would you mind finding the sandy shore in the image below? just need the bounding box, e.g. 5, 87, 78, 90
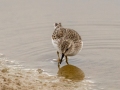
0, 60, 92, 90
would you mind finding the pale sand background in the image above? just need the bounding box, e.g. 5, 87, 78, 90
0, 0, 120, 90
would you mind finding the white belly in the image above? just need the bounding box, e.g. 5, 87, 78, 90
51, 38, 60, 51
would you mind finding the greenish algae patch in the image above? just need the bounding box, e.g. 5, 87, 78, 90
58, 64, 85, 81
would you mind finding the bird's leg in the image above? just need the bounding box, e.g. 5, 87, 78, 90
57, 51, 60, 68
65, 56, 69, 65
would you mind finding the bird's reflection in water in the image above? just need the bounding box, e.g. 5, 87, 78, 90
57, 64, 85, 81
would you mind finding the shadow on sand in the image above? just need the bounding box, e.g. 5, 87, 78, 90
57, 64, 85, 81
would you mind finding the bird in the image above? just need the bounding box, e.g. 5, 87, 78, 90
51, 23, 83, 68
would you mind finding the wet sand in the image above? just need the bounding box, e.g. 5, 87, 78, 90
0, 60, 93, 90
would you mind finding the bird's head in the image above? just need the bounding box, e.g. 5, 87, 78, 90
59, 40, 74, 64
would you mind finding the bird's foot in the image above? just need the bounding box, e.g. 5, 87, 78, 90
66, 60, 69, 65
57, 58, 60, 69
65, 56, 69, 65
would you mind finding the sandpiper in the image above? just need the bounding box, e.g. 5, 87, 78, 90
52, 23, 83, 68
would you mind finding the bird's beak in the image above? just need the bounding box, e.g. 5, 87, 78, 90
60, 53, 64, 64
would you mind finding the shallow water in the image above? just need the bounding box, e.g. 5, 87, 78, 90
0, 0, 120, 90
